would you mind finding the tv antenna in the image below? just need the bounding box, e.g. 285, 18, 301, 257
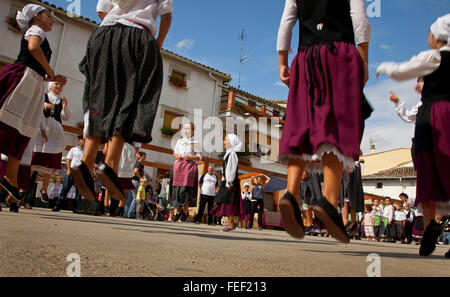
238, 29, 253, 89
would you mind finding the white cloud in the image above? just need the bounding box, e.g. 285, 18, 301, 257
379, 44, 392, 50
175, 39, 195, 51
274, 81, 286, 87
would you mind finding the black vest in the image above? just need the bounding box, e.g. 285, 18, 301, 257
422, 51, 450, 103
43, 94, 63, 124
415, 50, 450, 152
297, 0, 355, 50
14, 36, 52, 78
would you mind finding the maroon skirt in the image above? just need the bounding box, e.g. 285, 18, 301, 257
415, 100, 450, 207
119, 177, 134, 190
0, 64, 31, 160
211, 198, 244, 217
31, 152, 62, 170
279, 42, 364, 166
0, 122, 30, 160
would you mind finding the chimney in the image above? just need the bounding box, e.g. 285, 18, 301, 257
227, 91, 235, 111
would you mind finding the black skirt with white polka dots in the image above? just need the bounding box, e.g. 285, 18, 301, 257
79, 23, 163, 144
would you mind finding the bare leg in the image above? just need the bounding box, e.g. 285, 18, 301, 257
350, 207, 357, 223
105, 135, 125, 174
83, 136, 102, 173
287, 159, 306, 201
342, 202, 349, 225
422, 202, 436, 231
104, 189, 111, 207
322, 153, 343, 208
304, 208, 313, 226
228, 215, 235, 229
41, 174, 51, 194
4, 156, 20, 187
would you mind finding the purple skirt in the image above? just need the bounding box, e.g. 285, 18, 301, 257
0, 64, 27, 108
31, 152, 62, 170
0, 64, 31, 159
210, 198, 244, 217
0, 121, 30, 160
173, 160, 197, 187
415, 101, 450, 206
279, 42, 364, 164
412, 217, 424, 238
0, 160, 31, 191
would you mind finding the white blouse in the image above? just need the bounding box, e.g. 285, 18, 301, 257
394, 100, 422, 123
24, 25, 46, 43
97, 0, 173, 37
277, 0, 371, 52
174, 137, 202, 161
377, 46, 450, 81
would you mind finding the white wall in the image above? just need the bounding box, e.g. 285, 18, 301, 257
363, 178, 416, 200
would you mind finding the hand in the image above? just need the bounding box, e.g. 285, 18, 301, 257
54, 75, 67, 85
41, 130, 48, 143
389, 92, 399, 104
67, 169, 71, 176
62, 97, 68, 107
44, 103, 55, 110
183, 155, 190, 161
44, 72, 55, 82
280, 65, 290, 87
363, 62, 369, 87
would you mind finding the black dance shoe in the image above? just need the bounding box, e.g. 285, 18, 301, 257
312, 197, 349, 243
96, 162, 125, 201
420, 217, 450, 256
0, 178, 21, 203
71, 162, 96, 201
279, 191, 305, 239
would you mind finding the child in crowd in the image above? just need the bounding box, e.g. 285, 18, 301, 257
0, 4, 66, 201
373, 199, 383, 241
382, 198, 395, 242
394, 202, 407, 243
404, 203, 415, 244
240, 183, 253, 229
136, 178, 147, 220
362, 205, 375, 241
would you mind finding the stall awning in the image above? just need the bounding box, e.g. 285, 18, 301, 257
265, 175, 287, 193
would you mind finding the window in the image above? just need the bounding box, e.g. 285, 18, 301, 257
248, 100, 256, 108
376, 182, 383, 189
272, 109, 280, 117
163, 110, 183, 131
169, 70, 187, 88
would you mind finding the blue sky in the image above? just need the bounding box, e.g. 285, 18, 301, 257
45, 0, 449, 153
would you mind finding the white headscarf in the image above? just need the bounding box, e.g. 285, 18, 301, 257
430, 13, 450, 45
224, 134, 242, 160
224, 134, 242, 186
16, 4, 45, 32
